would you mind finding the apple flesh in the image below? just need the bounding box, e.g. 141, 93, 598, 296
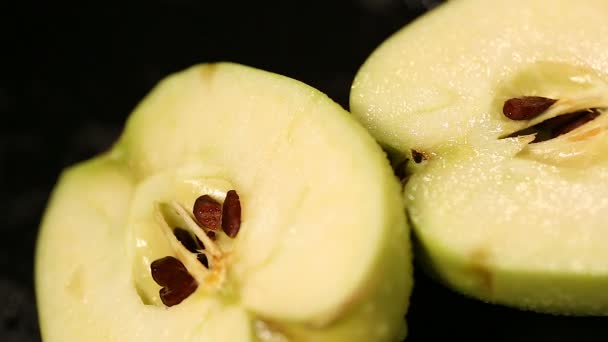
350, 0, 608, 314
36, 63, 412, 341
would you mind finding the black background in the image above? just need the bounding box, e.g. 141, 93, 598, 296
2, 1, 607, 341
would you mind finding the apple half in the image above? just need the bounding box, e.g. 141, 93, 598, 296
350, 0, 608, 314
35, 63, 412, 341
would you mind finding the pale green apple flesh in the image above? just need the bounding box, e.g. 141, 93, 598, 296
36, 63, 412, 341
350, 0, 608, 314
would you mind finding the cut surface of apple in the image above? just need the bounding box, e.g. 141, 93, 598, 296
36, 62, 412, 341
350, 0, 608, 314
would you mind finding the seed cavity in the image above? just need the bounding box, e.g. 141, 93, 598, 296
195, 236, 205, 249
502, 108, 602, 143
169, 201, 222, 257
173, 228, 201, 254
153, 202, 220, 287
193, 195, 222, 230
503, 96, 557, 120
150, 256, 198, 307
149, 189, 244, 307
197, 253, 209, 268
393, 158, 409, 183
222, 190, 242, 238
411, 149, 427, 164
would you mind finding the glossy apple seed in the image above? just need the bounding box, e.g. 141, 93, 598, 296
553, 110, 600, 137
159, 281, 198, 307
222, 190, 241, 238
150, 256, 198, 307
193, 195, 222, 230
503, 96, 557, 120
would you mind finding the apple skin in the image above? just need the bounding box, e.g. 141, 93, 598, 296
35, 62, 413, 341
350, 0, 608, 315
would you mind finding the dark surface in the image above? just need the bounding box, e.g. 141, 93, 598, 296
2, 1, 607, 341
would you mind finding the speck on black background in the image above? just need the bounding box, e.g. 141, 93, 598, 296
1, 1, 606, 341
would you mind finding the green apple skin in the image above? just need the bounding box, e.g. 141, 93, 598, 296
36, 63, 412, 341
350, 0, 608, 315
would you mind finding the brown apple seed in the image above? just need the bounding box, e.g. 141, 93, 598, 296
206, 230, 216, 241
193, 195, 222, 230
553, 110, 601, 137
503, 96, 557, 120
159, 281, 198, 307
222, 190, 241, 238
150, 256, 198, 307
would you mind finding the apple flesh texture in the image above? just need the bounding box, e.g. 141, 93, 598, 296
350, 0, 608, 314
36, 63, 412, 341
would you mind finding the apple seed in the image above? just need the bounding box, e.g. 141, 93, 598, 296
222, 190, 241, 238
193, 195, 222, 230
502, 108, 603, 143
553, 109, 601, 137
150, 256, 198, 307
503, 96, 557, 120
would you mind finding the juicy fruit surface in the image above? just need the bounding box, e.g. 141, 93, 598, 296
36, 63, 412, 341
351, 0, 608, 153
407, 135, 608, 313
350, 0, 608, 314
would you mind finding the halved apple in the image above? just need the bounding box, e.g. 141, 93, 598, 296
350, 0, 608, 314
35, 62, 412, 341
